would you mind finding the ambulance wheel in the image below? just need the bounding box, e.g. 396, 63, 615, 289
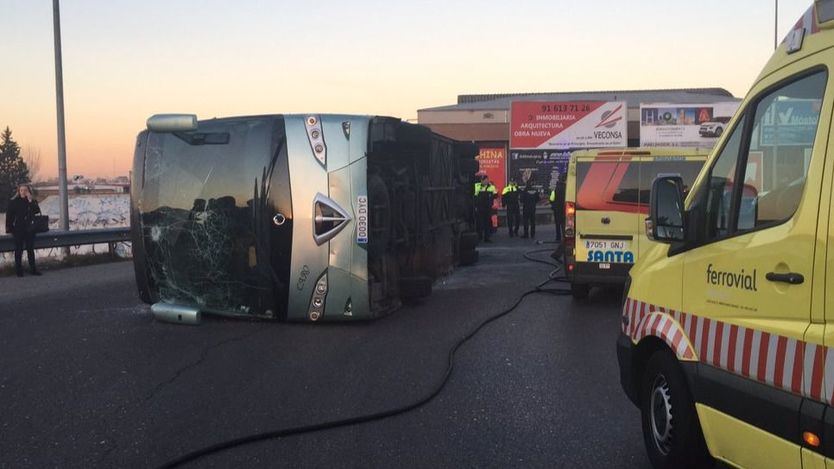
570, 282, 589, 299
640, 351, 712, 469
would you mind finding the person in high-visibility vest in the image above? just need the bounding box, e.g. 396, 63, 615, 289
501, 179, 520, 237
549, 173, 566, 243
474, 175, 497, 242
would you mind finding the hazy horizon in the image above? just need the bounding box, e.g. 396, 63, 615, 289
2, 0, 811, 179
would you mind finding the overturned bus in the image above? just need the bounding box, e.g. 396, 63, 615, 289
130, 114, 480, 322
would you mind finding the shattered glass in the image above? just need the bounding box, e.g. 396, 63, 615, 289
139, 118, 280, 317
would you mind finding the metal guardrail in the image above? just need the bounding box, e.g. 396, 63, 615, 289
0, 227, 131, 253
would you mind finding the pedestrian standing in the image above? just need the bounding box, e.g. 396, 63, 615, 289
473, 175, 483, 238
474, 175, 496, 242
520, 183, 541, 239
5, 184, 43, 277
550, 173, 567, 243
502, 178, 520, 237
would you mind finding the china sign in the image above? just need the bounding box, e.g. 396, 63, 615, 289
640, 102, 740, 147
476, 146, 507, 192
510, 101, 628, 150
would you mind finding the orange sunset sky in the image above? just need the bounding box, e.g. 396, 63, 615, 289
2, 0, 810, 179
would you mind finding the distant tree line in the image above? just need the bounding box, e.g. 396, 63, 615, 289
0, 126, 31, 213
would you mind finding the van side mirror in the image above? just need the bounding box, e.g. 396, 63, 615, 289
648, 176, 686, 243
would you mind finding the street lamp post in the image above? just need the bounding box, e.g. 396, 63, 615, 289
52, 0, 70, 232
775, 0, 779, 50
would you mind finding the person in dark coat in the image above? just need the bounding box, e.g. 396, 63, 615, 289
5, 184, 42, 277
520, 183, 541, 239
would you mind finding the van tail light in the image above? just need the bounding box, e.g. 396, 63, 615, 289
564, 202, 577, 267
564, 235, 576, 266
565, 202, 576, 239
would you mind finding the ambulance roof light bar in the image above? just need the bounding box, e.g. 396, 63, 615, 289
817, 0, 834, 25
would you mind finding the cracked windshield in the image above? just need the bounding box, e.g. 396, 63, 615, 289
2, 1, 828, 468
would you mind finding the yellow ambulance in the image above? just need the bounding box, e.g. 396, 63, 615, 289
618, 2, 834, 467
563, 148, 708, 299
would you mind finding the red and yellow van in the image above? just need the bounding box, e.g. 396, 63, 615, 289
563, 148, 708, 299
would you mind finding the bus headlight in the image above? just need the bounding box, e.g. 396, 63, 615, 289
308, 271, 328, 321
305, 115, 327, 167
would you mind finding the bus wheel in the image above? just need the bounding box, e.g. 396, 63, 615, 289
640, 351, 712, 469
460, 231, 479, 251
400, 276, 432, 301
459, 249, 479, 266
570, 282, 589, 299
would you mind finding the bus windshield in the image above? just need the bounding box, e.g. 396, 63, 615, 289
138, 117, 285, 316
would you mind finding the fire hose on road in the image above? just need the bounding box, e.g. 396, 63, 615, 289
159, 247, 572, 468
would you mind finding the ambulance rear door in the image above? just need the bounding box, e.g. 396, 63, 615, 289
574, 153, 641, 267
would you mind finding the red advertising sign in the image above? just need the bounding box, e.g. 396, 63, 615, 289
476, 145, 507, 193
510, 101, 628, 150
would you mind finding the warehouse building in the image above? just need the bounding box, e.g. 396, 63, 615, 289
418, 88, 740, 193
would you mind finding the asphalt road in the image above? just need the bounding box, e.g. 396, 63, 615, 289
0, 225, 650, 468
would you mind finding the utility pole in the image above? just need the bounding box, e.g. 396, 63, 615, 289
52, 0, 70, 232
775, 0, 779, 50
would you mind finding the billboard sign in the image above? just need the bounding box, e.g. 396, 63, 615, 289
507, 149, 570, 196
476, 145, 507, 192
510, 101, 628, 150
640, 102, 740, 147
759, 98, 820, 147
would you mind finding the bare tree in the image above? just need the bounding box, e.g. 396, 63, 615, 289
22, 146, 41, 182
